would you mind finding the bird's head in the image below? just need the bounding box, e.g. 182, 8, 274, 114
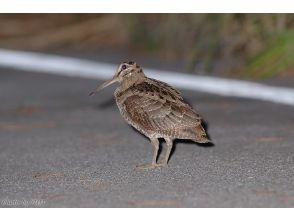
89, 61, 145, 95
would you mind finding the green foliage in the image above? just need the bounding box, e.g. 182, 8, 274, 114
0, 14, 293, 78
125, 14, 294, 78
246, 31, 294, 78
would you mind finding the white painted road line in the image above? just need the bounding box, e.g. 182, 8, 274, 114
0, 48, 294, 106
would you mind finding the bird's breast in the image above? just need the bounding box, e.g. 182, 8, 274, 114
114, 88, 132, 121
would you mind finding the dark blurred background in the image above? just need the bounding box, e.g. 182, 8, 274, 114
0, 14, 293, 78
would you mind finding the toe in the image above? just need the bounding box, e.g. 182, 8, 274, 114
136, 163, 168, 170
156, 162, 168, 168
136, 163, 157, 170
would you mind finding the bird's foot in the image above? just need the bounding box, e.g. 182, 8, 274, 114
156, 162, 168, 168
136, 162, 167, 170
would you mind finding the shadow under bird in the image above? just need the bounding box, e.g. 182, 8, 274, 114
90, 61, 211, 169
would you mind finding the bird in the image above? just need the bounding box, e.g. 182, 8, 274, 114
90, 61, 211, 169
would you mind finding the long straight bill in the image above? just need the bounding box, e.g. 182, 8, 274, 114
89, 77, 117, 96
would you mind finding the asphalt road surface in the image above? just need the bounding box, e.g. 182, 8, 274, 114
1, 68, 294, 207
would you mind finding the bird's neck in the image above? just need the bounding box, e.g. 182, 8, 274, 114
119, 72, 146, 93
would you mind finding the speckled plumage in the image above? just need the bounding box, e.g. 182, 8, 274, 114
91, 61, 210, 169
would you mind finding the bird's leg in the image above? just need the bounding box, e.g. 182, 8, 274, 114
136, 138, 160, 170
158, 138, 174, 167
150, 138, 160, 165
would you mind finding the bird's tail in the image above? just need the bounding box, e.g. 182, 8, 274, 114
192, 124, 211, 143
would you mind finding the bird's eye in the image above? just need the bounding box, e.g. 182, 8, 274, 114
121, 64, 127, 70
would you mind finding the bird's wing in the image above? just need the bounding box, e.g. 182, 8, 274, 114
147, 78, 184, 101
123, 81, 202, 131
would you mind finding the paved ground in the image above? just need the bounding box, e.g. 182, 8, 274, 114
1, 67, 294, 207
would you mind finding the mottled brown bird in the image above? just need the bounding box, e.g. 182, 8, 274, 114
90, 61, 211, 169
